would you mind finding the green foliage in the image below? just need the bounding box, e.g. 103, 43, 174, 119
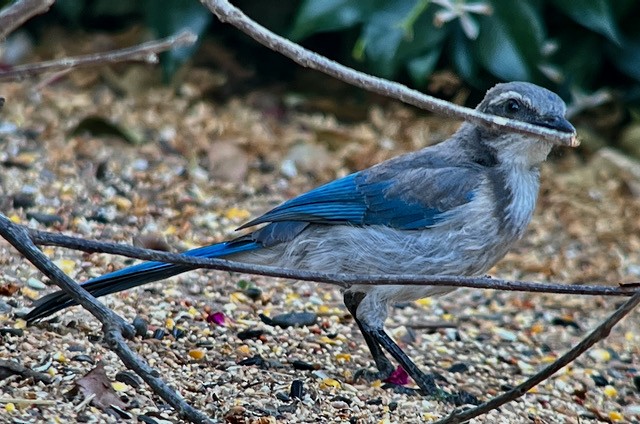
290, 0, 640, 96
19, 0, 640, 99
143, 0, 211, 81
52, 0, 211, 81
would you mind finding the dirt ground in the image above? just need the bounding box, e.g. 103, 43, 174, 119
1, 63, 640, 423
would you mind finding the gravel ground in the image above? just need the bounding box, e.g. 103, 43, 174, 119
1, 74, 639, 424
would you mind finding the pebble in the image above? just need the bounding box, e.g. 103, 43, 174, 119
188, 349, 205, 360
589, 348, 612, 362
625, 405, 640, 415
26, 278, 46, 290
26, 212, 63, 226
290, 380, 304, 400
244, 287, 262, 301
590, 374, 609, 387
206, 311, 226, 326
551, 316, 581, 330
132, 316, 148, 338
0, 301, 12, 314
448, 363, 469, 374
116, 371, 142, 388
291, 360, 317, 371
0, 328, 23, 337
171, 327, 186, 339
71, 354, 94, 364
12, 192, 35, 208
260, 312, 317, 328
603, 385, 618, 398
331, 400, 349, 409
493, 327, 517, 342
238, 355, 268, 368
0, 122, 17, 134
67, 344, 85, 352
237, 329, 264, 340
319, 378, 341, 389
276, 392, 290, 402
152, 329, 165, 340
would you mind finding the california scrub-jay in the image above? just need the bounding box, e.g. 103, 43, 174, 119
27, 82, 576, 397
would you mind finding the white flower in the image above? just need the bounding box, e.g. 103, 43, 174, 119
432, 0, 492, 40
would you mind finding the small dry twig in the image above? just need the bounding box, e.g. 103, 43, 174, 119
0, 0, 54, 40
0, 30, 197, 81
199, 0, 578, 148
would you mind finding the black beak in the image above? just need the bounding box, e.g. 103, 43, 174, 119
536, 115, 576, 134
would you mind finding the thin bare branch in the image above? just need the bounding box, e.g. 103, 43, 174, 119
0, 30, 197, 81
199, 0, 578, 147
29, 228, 639, 297
0, 215, 213, 424
433, 290, 640, 424
0, 0, 54, 40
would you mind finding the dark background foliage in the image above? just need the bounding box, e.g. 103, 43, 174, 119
7, 0, 640, 149
14, 0, 639, 95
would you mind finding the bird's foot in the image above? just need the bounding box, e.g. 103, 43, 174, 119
381, 382, 422, 395
384, 386, 478, 405
353, 367, 393, 383
385, 372, 479, 405
446, 390, 480, 406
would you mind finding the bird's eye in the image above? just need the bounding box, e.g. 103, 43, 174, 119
505, 99, 520, 114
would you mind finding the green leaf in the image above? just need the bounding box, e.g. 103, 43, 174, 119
609, 0, 637, 19
407, 48, 441, 87
54, 0, 85, 24
143, 0, 211, 81
610, 33, 640, 81
450, 26, 481, 86
358, 0, 445, 78
92, 0, 140, 17
290, 0, 375, 40
474, 0, 544, 82
359, 23, 404, 77
550, 0, 621, 45
553, 32, 603, 88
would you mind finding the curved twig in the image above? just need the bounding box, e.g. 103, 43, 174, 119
0, 30, 197, 81
0, 0, 54, 40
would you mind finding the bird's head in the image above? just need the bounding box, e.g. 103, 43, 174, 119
475, 81, 576, 168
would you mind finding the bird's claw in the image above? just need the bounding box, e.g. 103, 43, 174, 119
353, 367, 393, 383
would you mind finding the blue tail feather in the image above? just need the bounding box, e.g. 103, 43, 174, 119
25, 239, 261, 322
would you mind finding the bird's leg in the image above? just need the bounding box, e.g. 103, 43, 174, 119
343, 292, 478, 403
368, 326, 440, 396
343, 292, 395, 381
369, 326, 480, 404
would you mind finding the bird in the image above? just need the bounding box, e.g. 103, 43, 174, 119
26, 81, 576, 398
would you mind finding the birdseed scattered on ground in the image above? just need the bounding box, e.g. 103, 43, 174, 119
0, 71, 639, 423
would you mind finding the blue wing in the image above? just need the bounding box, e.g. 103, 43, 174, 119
240, 165, 480, 231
